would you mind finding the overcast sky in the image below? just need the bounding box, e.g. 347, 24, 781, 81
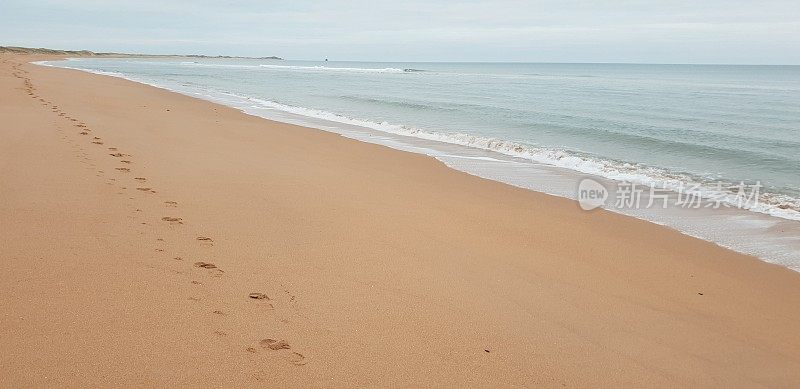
1, 0, 799, 64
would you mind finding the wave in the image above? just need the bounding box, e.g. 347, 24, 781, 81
32, 61, 126, 78
180, 62, 260, 69
175, 61, 424, 73
338, 95, 459, 112
257, 64, 423, 73
231, 95, 800, 221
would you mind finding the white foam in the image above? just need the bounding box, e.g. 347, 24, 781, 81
175, 61, 418, 73
232, 94, 800, 222
258, 64, 410, 73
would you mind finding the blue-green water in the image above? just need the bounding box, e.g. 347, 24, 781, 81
38, 58, 800, 268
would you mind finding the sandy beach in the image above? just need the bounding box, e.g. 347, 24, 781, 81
2, 54, 800, 387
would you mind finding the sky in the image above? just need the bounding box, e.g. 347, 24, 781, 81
1, 0, 799, 64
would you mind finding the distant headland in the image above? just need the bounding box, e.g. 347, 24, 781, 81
0, 46, 282, 60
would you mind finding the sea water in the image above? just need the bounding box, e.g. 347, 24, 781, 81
36, 58, 800, 270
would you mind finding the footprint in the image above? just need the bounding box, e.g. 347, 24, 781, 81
288, 352, 307, 366
249, 293, 274, 308
260, 339, 291, 350
194, 262, 224, 277
252, 340, 305, 365
116, 167, 130, 172
161, 216, 183, 224
136, 187, 152, 191
92, 141, 103, 145
165, 201, 178, 207
135, 177, 147, 181
120, 160, 132, 164
249, 293, 269, 300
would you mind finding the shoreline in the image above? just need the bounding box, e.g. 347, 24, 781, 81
38, 57, 800, 270
3, 54, 800, 386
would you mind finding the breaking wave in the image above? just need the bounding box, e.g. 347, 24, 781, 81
176, 62, 423, 73
235, 95, 800, 221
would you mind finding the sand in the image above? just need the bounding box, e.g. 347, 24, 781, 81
1, 54, 800, 387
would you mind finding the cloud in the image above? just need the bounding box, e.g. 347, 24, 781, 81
1, 0, 798, 63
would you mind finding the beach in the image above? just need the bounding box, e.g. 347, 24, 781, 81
2, 53, 800, 387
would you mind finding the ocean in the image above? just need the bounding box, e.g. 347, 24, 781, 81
37, 58, 800, 270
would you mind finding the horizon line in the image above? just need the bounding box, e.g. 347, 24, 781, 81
4, 45, 799, 66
